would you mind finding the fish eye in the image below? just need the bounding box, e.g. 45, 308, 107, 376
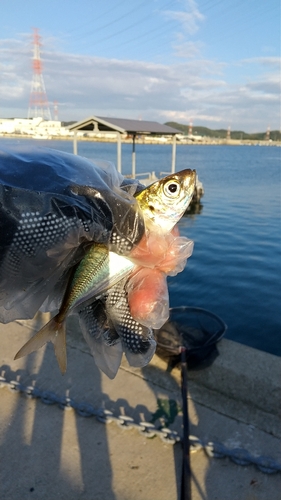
163, 180, 180, 197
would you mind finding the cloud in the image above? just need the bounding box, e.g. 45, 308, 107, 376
172, 38, 204, 59
0, 38, 31, 110
0, 35, 280, 132
160, 110, 223, 123
241, 56, 281, 68
247, 76, 280, 95
163, 0, 204, 36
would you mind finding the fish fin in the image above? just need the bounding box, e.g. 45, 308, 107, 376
124, 338, 156, 368
52, 323, 67, 374
90, 340, 123, 380
14, 316, 67, 374
78, 300, 122, 379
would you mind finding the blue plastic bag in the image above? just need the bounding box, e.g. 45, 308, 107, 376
0, 146, 144, 323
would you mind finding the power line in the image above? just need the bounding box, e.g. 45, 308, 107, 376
107, 18, 179, 51
69, 0, 179, 50
102, 0, 279, 62
204, 2, 279, 48
72, 0, 151, 44
66, 0, 130, 35
71, 0, 231, 57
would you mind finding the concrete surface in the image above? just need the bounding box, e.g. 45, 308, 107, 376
0, 314, 280, 500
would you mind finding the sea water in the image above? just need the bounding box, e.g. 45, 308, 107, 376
1, 138, 280, 355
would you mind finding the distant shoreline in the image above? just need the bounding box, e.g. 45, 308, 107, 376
0, 133, 280, 147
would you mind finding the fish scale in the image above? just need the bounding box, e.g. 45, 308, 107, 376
58, 244, 109, 319
58, 243, 134, 320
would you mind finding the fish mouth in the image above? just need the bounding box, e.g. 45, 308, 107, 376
180, 169, 197, 196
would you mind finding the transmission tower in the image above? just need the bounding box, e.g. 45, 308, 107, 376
227, 126, 231, 140
53, 100, 59, 121
265, 126, 270, 141
27, 28, 52, 120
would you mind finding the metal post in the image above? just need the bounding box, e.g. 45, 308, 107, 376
116, 132, 122, 174
73, 131, 78, 155
132, 134, 136, 178
181, 347, 192, 500
171, 135, 176, 173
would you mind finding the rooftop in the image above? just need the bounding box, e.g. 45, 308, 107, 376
67, 115, 180, 135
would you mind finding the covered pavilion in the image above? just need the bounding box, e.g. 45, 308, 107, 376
67, 116, 180, 177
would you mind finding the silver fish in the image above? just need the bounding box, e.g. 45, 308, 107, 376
14, 243, 134, 373
14, 169, 196, 374
78, 277, 156, 379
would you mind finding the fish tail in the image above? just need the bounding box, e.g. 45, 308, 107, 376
14, 316, 67, 374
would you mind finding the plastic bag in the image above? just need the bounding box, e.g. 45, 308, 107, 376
124, 228, 194, 329
78, 277, 156, 379
1, 147, 195, 379
0, 145, 145, 323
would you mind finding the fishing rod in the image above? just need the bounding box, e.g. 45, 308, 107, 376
180, 346, 192, 500
155, 306, 227, 500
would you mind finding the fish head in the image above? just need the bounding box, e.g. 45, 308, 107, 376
136, 169, 196, 232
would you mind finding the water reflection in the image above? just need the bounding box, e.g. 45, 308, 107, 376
184, 199, 204, 217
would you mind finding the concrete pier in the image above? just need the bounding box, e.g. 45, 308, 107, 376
0, 314, 280, 500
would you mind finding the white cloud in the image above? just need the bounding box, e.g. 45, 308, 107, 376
163, 0, 204, 35
172, 38, 204, 59
241, 56, 281, 68
0, 35, 280, 132
160, 110, 223, 123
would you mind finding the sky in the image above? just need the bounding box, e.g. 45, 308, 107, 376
0, 0, 280, 132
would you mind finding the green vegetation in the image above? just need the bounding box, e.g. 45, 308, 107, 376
165, 122, 281, 141
61, 121, 76, 127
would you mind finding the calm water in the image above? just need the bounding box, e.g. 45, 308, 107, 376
1, 138, 281, 355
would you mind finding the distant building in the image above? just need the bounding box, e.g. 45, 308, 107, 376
0, 117, 72, 138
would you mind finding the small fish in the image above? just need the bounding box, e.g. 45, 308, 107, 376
14, 243, 134, 373
78, 277, 156, 378
135, 170, 196, 232
105, 278, 156, 366
14, 169, 196, 373
77, 299, 123, 379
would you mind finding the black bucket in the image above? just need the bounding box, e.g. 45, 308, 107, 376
154, 306, 227, 370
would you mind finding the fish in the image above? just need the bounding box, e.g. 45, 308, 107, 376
135, 171, 196, 232
14, 169, 196, 374
15, 244, 135, 373
78, 277, 157, 378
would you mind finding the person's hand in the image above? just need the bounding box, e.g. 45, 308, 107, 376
0, 146, 145, 323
